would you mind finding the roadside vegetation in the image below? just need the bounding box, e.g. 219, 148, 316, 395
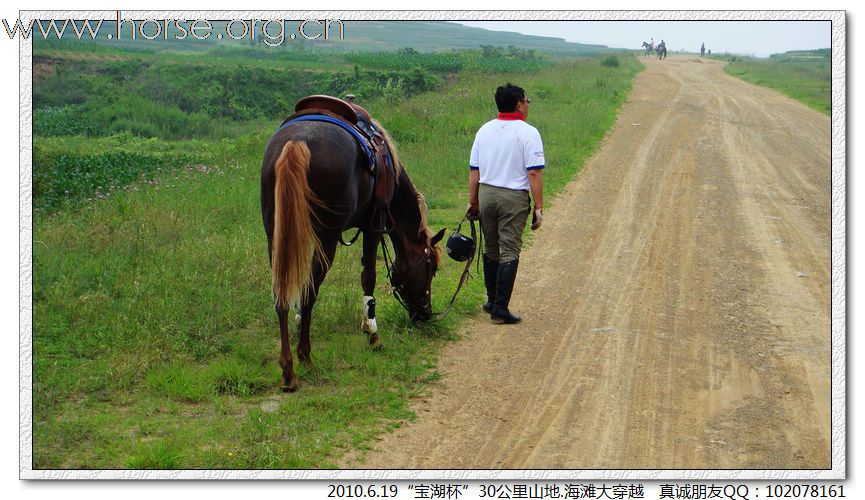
32, 41, 641, 468
718, 49, 830, 115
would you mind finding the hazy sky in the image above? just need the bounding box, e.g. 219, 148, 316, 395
455, 21, 831, 57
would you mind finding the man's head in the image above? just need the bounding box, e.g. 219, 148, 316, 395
495, 83, 530, 117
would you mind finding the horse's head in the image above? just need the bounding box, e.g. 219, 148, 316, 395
390, 228, 446, 322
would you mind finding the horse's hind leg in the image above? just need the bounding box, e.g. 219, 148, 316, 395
360, 230, 383, 350
276, 305, 298, 392
297, 237, 338, 366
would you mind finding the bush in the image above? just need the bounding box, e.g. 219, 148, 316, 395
326, 67, 440, 101
600, 56, 620, 68
79, 93, 214, 139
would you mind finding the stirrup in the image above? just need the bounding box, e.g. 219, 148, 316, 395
371, 209, 394, 233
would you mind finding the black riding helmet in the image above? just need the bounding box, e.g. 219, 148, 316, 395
446, 232, 475, 262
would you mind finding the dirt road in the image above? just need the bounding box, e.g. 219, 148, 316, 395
342, 56, 831, 469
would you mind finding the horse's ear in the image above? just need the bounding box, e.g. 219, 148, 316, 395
430, 228, 446, 246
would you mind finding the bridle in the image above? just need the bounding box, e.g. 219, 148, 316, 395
380, 216, 478, 321
380, 235, 436, 318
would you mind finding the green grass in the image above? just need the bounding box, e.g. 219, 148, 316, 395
33, 148, 201, 213
720, 49, 830, 115
33, 44, 562, 142
32, 48, 642, 468
344, 46, 550, 73
33, 48, 441, 141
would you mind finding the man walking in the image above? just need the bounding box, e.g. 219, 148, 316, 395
467, 83, 545, 325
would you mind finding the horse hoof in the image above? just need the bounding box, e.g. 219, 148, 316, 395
280, 377, 299, 393
367, 333, 383, 351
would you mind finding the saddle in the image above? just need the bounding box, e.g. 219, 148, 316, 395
282, 95, 397, 232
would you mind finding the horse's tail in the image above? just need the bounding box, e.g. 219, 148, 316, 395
271, 140, 324, 310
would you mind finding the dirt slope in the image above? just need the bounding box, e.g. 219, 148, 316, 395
341, 56, 831, 469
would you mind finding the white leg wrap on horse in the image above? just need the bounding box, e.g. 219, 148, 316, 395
362, 295, 378, 334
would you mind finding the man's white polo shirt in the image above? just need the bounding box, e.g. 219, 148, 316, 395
469, 116, 545, 191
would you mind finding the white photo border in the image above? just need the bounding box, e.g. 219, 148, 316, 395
19, 9, 846, 481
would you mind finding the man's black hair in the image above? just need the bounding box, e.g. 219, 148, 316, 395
495, 83, 526, 113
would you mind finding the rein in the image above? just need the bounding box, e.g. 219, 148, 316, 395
379, 235, 417, 314
339, 227, 363, 246
433, 217, 477, 320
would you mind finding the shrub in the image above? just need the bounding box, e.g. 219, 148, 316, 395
600, 56, 620, 68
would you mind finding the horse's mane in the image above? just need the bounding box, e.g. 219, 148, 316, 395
372, 118, 440, 264
415, 192, 443, 266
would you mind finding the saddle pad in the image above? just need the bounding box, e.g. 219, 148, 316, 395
276, 114, 376, 167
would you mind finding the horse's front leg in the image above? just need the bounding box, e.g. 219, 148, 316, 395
360, 230, 383, 349
297, 237, 338, 366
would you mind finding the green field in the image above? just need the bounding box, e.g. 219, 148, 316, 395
719, 49, 831, 115
32, 39, 642, 468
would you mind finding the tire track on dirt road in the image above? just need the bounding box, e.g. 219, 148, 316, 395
341, 56, 831, 470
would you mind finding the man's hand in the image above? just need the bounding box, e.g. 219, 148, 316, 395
531, 207, 543, 230
467, 201, 479, 221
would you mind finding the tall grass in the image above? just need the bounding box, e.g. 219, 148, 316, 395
721, 50, 830, 115
32, 50, 642, 468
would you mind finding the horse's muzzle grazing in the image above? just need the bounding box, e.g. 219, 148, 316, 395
409, 303, 432, 322
412, 310, 432, 322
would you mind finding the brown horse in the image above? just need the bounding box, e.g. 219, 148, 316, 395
260, 117, 445, 392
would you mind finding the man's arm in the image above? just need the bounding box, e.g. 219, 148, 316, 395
468, 169, 480, 219
528, 169, 544, 230
528, 169, 543, 210
524, 127, 545, 213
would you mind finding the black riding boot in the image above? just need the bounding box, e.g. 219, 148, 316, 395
491, 259, 522, 324
482, 254, 498, 314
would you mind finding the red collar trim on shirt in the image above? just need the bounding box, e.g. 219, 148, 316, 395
497, 112, 525, 121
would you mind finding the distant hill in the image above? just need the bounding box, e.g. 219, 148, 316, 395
770, 48, 830, 59
36, 19, 611, 55
324, 21, 610, 54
